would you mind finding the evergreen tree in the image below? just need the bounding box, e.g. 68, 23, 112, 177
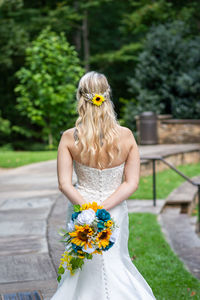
125, 20, 200, 130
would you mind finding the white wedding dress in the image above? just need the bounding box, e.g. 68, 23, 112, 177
51, 159, 156, 300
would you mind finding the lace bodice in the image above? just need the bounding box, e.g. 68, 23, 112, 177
73, 160, 125, 191
72, 160, 125, 203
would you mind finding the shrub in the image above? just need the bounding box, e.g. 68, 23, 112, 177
126, 20, 200, 121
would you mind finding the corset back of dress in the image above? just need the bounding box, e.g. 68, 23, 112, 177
72, 160, 125, 204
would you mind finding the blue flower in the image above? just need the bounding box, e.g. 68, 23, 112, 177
71, 243, 82, 253
71, 211, 81, 221
96, 209, 111, 222
97, 220, 105, 232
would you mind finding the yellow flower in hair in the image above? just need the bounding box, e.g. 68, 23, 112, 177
92, 94, 105, 106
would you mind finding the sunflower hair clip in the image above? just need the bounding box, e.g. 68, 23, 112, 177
81, 91, 107, 106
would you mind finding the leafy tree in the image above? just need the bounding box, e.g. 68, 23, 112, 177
15, 27, 84, 148
0, 110, 11, 135
1, 0, 200, 149
125, 20, 200, 123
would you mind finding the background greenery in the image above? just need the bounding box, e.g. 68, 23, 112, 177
1, 0, 200, 149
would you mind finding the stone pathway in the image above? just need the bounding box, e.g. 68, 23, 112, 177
139, 143, 200, 157
0, 143, 200, 298
127, 199, 165, 214
0, 161, 60, 297
158, 208, 200, 279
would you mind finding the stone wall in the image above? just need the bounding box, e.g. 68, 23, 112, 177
136, 114, 200, 144
140, 149, 200, 176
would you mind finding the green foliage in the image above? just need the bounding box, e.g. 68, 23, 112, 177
126, 20, 200, 121
1, 0, 200, 148
118, 97, 140, 134
73, 205, 81, 212
120, 0, 172, 36
15, 27, 84, 147
0, 110, 11, 135
58, 266, 65, 274
70, 257, 84, 271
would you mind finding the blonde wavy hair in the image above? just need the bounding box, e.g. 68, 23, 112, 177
75, 71, 121, 169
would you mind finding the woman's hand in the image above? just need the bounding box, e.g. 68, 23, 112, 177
101, 201, 111, 211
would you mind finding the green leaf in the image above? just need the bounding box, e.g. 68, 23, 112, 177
58, 266, 65, 274
86, 253, 93, 259
57, 228, 68, 236
73, 204, 81, 212
57, 275, 61, 282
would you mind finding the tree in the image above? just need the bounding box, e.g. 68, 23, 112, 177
15, 27, 84, 148
126, 21, 200, 121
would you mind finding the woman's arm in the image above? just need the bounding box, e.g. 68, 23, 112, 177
57, 130, 86, 206
102, 129, 140, 211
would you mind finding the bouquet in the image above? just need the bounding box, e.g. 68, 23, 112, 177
57, 201, 119, 282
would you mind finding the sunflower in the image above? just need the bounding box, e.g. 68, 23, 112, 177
93, 249, 103, 255
69, 224, 94, 250
80, 202, 103, 212
96, 228, 112, 248
92, 94, 105, 106
105, 220, 113, 227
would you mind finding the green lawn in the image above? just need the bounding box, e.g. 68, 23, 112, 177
130, 163, 200, 199
192, 204, 199, 217
0, 150, 57, 168
128, 213, 200, 299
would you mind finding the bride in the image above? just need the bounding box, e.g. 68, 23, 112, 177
51, 71, 156, 299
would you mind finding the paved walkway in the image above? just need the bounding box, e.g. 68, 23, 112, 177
0, 161, 60, 297
158, 208, 200, 279
0, 143, 200, 298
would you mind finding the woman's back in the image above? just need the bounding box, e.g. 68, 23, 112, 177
64, 125, 132, 170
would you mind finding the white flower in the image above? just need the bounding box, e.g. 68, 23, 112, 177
82, 245, 96, 254
67, 219, 75, 232
77, 208, 95, 225
110, 228, 119, 243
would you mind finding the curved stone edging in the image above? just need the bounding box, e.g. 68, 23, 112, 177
158, 208, 200, 280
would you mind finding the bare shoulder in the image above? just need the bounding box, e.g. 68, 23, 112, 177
119, 125, 133, 135
62, 127, 75, 136
59, 127, 75, 145
119, 126, 136, 144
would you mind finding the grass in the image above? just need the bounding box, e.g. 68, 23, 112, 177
130, 163, 200, 199
0, 150, 57, 168
128, 212, 200, 299
192, 204, 199, 217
